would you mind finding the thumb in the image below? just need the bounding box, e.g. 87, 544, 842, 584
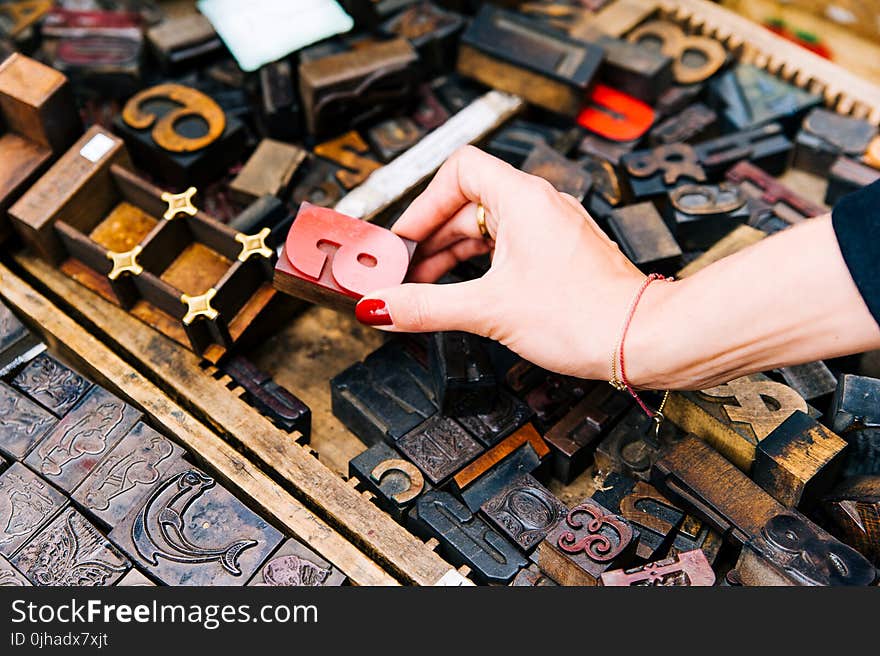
355, 279, 494, 334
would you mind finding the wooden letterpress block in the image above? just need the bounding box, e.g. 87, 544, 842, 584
774, 361, 838, 407
429, 331, 496, 415
397, 415, 483, 485
0, 554, 30, 586
299, 38, 419, 138
429, 73, 483, 115
666, 182, 749, 251
544, 384, 631, 483
367, 117, 424, 163
821, 476, 880, 565
826, 157, 880, 206
313, 130, 382, 190
577, 84, 655, 144
654, 83, 705, 118
257, 58, 301, 142
594, 35, 673, 103
593, 472, 685, 560
13, 507, 130, 586
274, 203, 416, 312
538, 498, 638, 586
409, 489, 527, 584
627, 20, 726, 85
665, 373, 811, 473
676, 224, 766, 278
146, 12, 222, 71
737, 513, 875, 586
412, 83, 450, 131
331, 341, 438, 446
0, 53, 81, 239
248, 538, 346, 587
608, 202, 682, 274
0, 1, 51, 41
0, 300, 42, 375
600, 549, 715, 586
114, 82, 247, 187
12, 353, 91, 417
580, 154, 624, 220
229, 139, 306, 206
452, 423, 550, 511
72, 422, 186, 528
622, 143, 706, 199
457, 6, 603, 116
291, 157, 345, 209
110, 461, 284, 586
115, 568, 154, 586
594, 408, 669, 481
349, 442, 430, 520
487, 119, 580, 167
0, 462, 66, 558
0, 382, 57, 460
482, 473, 568, 552
794, 108, 877, 176
380, 1, 465, 75
694, 123, 793, 179
511, 563, 557, 586
726, 161, 828, 228
708, 64, 822, 132
8, 126, 130, 264
24, 386, 141, 493
650, 103, 718, 146
670, 514, 723, 565
828, 375, 880, 476
522, 143, 592, 202
228, 195, 289, 237
452, 390, 534, 447
221, 356, 311, 438
522, 373, 592, 434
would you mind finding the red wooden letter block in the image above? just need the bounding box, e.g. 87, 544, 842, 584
577, 84, 655, 142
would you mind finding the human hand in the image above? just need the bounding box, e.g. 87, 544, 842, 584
354, 146, 671, 385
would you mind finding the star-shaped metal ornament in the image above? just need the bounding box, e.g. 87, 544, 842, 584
106, 246, 144, 280
235, 227, 273, 262
161, 187, 198, 220
180, 288, 219, 325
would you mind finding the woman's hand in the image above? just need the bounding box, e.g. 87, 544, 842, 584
355, 145, 666, 384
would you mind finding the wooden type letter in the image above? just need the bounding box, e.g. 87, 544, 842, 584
349, 441, 429, 520
367, 117, 424, 163
666, 182, 749, 251
774, 361, 838, 407
0, 382, 57, 460
0, 463, 66, 558
248, 538, 345, 586
452, 390, 534, 448
257, 58, 300, 142
409, 489, 527, 584
577, 84, 655, 143
380, 1, 465, 75
481, 473, 568, 552
694, 123, 793, 179
828, 374, 880, 476
12, 353, 91, 417
752, 411, 847, 509
825, 157, 880, 206
12, 507, 130, 586
593, 35, 673, 104
594, 408, 670, 481
397, 415, 483, 486
608, 202, 682, 274
521, 142, 592, 202
456, 6, 603, 116
274, 203, 416, 312
794, 108, 877, 176
600, 549, 715, 586
522, 373, 593, 434
726, 161, 827, 227
487, 119, 581, 167
24, 385, 141, 493
821, 476, 880, 565
650, 103, 718, 146
592, 472, 685, 560
429, 331, 497, 415
229, 139, 306, 206
665, 373, 810, 472
313, 131, 382, 190
627, 20, 726, 85
622, 143, 706, 199
538, 497, 638, 586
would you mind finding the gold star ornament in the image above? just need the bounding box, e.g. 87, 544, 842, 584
161, 187, 198, 220
235, 227, 273, 262
106, 246, 144, 281
180, 288, 219, 325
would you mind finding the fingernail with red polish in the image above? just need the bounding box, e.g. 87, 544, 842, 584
356, 298, 393, 326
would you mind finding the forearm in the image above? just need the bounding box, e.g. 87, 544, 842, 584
628, 214, 880, 390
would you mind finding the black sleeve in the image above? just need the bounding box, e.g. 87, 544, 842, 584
832, 178, 880, 326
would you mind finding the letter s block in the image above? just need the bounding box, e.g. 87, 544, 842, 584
274, 202, 416, 311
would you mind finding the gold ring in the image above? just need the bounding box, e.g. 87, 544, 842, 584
476, 204, 493, 242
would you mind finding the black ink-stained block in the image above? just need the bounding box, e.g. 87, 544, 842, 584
380, 1, 465, 75
397, 415, 483, 485
0, 382, 57, 460
0, 554, 30, 586
523, 373, 592, 435
825, 157, 880, 206
481, 473, 567, 552
774, 361, 838, 407
511, 563, 557, 586
430, 73, 483, 115
72, 422, 186, 528
366, 117, 424, 162
622, 143, 706, 199
454, 389, 534, 447
0, 301, 42, 376
409, 489, 527, 584
708, 64, 822, 133
12, 353, 91, 417
650, 103, 718, 146
522, 143, 593, 202
592, 471, 685, 560
24, 386, 141, 494
12, 507, 130, 586
487, 119, 581, 167
666, 182, 750, 251
694, 123, 793, 179
146, 12, 222, 71
608, 202, 682, 275
794, 108, 877, 176
829, 374, 880, 477
349, 442, 430, 520
257, 58, 301, 142
0, 463, 67, 558
331, 341, 438, 446
594, 407, 676, 481
110, 461, 283, 586
429, 331, 496, 415
248, 538, 346, 587
595, 34, 673, 104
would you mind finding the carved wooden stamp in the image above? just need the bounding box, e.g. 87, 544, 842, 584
600, 549, 715, 586
12, 353, 91, 417
248, 538, 345, 587
12, 507, 130, 586
429, 331, 496, 415
110, 461, 283, 586
829, 375, 880, 476
397, 415, 483, 486
229, 139, 307, 206
608, 202, 682, 274
0, 381, 57, 461
482, 473, 568, 552
0, 462, 66, 558
349, 441, 430, 520
822, 476, 880, 565
453, 389, 534, 448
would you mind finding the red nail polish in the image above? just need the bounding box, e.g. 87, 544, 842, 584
356, 298, 392, 326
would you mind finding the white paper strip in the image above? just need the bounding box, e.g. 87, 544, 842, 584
197, 0, 354, 72
334, 91, 524, 220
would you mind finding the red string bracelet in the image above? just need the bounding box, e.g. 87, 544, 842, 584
610, 273, 673, 421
